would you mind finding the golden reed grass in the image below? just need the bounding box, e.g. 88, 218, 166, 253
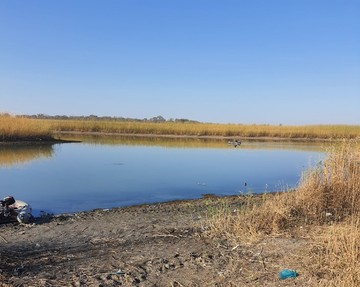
311, 217, 360, 287
44, 119, 360, 139
1, 114, 360, 140
0, 114, 53, 141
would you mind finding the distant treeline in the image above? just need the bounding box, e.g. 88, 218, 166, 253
21, 114, 199, 124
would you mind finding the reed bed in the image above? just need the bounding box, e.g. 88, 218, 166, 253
1, 115, 360, 140
0, 114, 53, 141
45, 119, 360, 139
207, 140, 360, 285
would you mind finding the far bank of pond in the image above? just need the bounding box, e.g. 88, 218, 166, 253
2, 114, 360, 141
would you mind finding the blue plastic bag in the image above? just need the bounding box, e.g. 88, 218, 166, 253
279, 269, 298, 280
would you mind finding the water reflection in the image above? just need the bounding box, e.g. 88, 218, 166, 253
59, 133, 327, 151
0, 144, 54, 167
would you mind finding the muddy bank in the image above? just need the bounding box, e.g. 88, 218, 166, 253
0, 138, 79, 146
0, 196, 312, 286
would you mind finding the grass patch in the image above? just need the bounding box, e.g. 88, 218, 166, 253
310, 217, 360, 286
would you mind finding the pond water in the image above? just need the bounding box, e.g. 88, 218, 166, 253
0, 136, 325, 215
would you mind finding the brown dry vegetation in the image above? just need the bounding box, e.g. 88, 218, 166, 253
0, 114, 53, 141
48, 119, 360, 139
208, 140, 360, 286
1, 114, 360, 141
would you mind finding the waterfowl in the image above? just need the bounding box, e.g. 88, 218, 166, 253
228, 140, 241, 147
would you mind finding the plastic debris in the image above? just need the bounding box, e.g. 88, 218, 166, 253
0, 196, 32, 224
114, 269, 125, 275
17, 202, 32, 224
279, 269, 298, 280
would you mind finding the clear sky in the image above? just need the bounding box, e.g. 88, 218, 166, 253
0, 0, 359, 125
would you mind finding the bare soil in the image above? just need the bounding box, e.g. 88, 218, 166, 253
0, 196, 313, 286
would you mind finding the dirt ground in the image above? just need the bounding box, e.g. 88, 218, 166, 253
0, 196, 314, 287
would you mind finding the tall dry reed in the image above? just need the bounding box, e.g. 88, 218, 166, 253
3, 115, 360, 140
292, 140, 360, 223
0, 114, 53, 141
309, 216, 360, 287
44, 118, 360, 139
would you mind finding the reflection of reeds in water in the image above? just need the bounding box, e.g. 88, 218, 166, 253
59, 134, 228, 149
59, 134, 326, 152
0, 145, 54, 167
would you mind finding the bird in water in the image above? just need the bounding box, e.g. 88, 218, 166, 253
228, 139, 241, 147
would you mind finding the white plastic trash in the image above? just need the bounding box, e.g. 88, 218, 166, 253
14, 200, 32, 224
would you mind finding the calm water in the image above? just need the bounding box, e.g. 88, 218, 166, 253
0, 136, 325, 215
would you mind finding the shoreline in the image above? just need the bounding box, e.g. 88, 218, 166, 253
0, 193, 313, 286
43, 193, 268, 218
0, 131, 348, 145
0, 138, 79, 146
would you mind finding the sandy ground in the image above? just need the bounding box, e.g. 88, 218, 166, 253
0, 196, 313, 287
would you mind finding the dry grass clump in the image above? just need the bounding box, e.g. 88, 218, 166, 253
309, 217, 360, 287
291, 140, 360, 224
0, 114, 53, 141
208, 191, 299, 243
302, 142, 360, 286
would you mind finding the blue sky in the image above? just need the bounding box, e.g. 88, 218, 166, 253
0, 0, 359, 125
